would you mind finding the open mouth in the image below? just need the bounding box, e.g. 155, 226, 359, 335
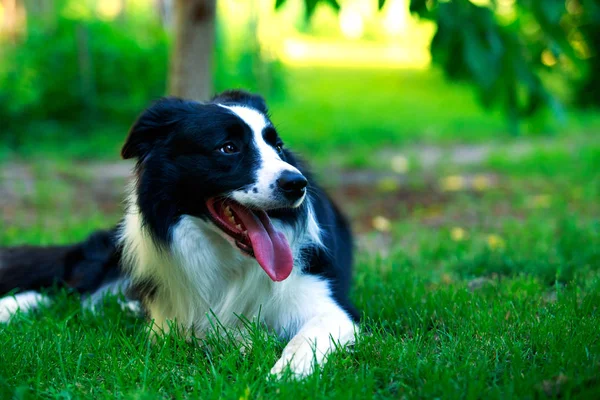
206, 198, 294, 282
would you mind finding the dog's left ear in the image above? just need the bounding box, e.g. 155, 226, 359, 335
121, 97, 198, 160
211, 90, 268, 114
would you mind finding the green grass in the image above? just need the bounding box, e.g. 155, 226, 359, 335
1, 129, 599, 398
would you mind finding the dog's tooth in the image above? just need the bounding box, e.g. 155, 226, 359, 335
229, 216, 235, 223
236, 224, 242, 230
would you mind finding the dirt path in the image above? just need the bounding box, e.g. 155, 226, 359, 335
4, 139, 563, 253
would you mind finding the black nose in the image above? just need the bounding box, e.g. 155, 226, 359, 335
277, 171, 308, 201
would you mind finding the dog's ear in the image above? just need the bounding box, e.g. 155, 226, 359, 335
211, 90, 268, 114
121, 97, 198, 160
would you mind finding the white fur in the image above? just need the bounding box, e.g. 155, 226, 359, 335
270, 305, 357, 378
305, 201, 323, 248
0, 291, 49, 323
119, 192, 357, 376
83, 278, 141, 315
219, 105, 306, 209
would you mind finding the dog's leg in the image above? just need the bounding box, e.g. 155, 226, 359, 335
270, 304, 358, 378
0, 291, 50, 323
82, 278, 142, 315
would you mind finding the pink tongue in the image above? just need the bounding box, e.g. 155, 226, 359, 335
228, 204, 293, 282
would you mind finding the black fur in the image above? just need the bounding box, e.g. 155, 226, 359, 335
0, 90, 358, 322
0, 229, 120, 296
128, 277, 159, 304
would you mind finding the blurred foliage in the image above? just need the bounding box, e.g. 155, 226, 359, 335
284, 0, 600, 133
276, 0, 340, 20
573, 0, 600, 107
214, 6, 285, 99
2, 0, 600, 148
0, 0, 284, 150
0, 0, 168, 147
404, 0, 600, 132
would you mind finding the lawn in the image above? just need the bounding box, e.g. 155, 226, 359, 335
1, 67, 599, 398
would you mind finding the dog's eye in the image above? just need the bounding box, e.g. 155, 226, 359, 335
220, 143, 239, 154
275, 143, 284, 153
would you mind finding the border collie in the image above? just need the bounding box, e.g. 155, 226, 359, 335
0, 90, 359, 377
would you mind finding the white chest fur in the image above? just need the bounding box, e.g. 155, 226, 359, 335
119, 206, 336, 340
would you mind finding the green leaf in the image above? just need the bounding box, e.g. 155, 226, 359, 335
409, 0, 433, 17
274, 0, 286, 9
304, 0, 318, 20
323, 0, 341, 12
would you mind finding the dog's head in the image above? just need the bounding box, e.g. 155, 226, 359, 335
121, 90, 308, 282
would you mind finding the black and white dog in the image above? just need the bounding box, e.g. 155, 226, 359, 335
0, 90, 359, 377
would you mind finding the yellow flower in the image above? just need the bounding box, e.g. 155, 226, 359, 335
450, 227, 467, 241
391, 155, 409, 174
472, 174, 492, 191
487, 234, 506, 250
440, 175, 465, 192
372, 216, 392, 232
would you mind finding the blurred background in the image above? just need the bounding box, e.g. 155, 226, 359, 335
0, 0, 599, 260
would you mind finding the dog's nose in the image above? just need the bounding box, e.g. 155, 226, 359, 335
277, 171, 308, 201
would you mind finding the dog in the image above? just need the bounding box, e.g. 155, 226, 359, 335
0, 90, 359, 377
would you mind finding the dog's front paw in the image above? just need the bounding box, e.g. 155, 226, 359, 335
0, 292, 47, 324
270, 342, 318, 379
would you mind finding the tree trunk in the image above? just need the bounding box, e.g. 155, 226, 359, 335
157, 0, 174, 30
168, 0, 217, 102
